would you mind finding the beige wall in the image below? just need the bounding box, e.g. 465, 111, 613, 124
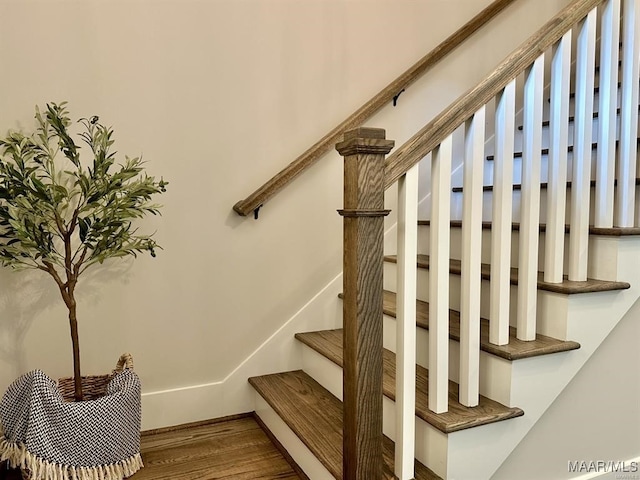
0, 0, 570, 426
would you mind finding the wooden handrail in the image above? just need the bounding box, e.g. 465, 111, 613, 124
384, 0, 607, 188
233, 0, 520, 217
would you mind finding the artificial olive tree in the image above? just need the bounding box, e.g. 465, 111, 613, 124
0, 102, 167, 401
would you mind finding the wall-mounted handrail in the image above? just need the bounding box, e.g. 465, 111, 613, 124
383, 0, 606, 188
233, 0, 520, 218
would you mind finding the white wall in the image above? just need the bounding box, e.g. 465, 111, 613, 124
0, 0, 571, 429
492, 297, 640, 480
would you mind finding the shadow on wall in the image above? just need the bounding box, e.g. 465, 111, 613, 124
0, 259, 135, 379
0, 269, 56, 377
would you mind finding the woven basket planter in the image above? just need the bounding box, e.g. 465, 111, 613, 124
57, 354, 133, 402
0, 354, 143, 480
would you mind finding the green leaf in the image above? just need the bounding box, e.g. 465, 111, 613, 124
0, 101, 167, 277
79, 217, 90, 242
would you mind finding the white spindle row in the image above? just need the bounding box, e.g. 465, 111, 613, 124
490, 81, 516, 346
517, 55, 544, 341
391, 1, 638, 474
544, 31, 572, 284
569, 8, 597, 281
460, 108, 485, 407
595, 0, 621, 227
429, 137, 452, 414
395, 165, 418, 480
619, 0, 640, 227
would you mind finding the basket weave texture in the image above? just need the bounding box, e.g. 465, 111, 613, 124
56, 353, 134, 402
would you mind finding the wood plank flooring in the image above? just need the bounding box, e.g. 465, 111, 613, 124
134, 415, 301, 480
1, 416, 301, 480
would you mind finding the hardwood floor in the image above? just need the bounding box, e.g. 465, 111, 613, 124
1, 415, 301, 480
135, 415, 302, 479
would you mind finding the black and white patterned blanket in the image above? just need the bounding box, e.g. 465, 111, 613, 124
0, 369, 142, 480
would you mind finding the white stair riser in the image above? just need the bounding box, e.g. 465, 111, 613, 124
486, 106, 639, 169
300, 344, 450, 479
479, 89, 640, 185
451, 136, 640, 221
417, 224, 569, 271
414, 410, 449, 479
384, 261, 511, 319
382, 315, 514, 406
383, 262, 571, 339
451, 183, 640, 223
487, 147, 593, 186
562, 85, 621, 117
489, 134, 639, 186
254, 395, 335, 479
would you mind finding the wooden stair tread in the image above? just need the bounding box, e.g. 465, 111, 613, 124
384, 254, 630, 294
452, 177, 640, 193
485, 138, 640, 161
381, 290, 580, 361
417, 219, 640, 236
294, 330, 524, 434
249, 370, 441, 480
337, 291, 579, 360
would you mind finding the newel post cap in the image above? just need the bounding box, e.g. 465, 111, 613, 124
335, 127, 395, 157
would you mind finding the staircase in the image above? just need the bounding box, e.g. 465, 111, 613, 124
246, 0, 640, 478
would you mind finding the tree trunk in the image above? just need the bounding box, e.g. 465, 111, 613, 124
67, 293, 83, 401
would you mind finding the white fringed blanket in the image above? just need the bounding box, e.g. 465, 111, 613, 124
0, 369, 142, 480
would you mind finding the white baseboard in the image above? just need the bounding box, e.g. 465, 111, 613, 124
140, 271, 344, 430
141, 380, 225, 430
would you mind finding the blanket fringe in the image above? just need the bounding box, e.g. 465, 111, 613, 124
0, 434, 143, 480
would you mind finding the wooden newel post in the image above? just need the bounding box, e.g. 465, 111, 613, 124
336, 127, 395, 480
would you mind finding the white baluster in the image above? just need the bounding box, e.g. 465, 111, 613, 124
460, 108, 485, 407
545, 32, 572, 283
618, 0, 640, 227
517, 54, 544, 341
395, 166, 418, 480
569, 8, 597, 281
595, 0, 621, 227
490, 81, 516, 346
429, 136, 452, 414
